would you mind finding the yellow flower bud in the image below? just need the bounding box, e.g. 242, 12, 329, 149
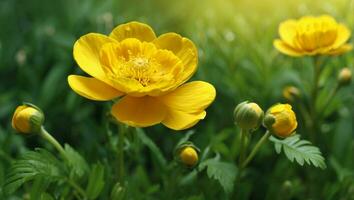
12, 104, 44, 134
179, 146, 198, 167
338, 68, 352, 86
234, 101, 264, 130
264, 104, 297, 138
282, 86, 300, 102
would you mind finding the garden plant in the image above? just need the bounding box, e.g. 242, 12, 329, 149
0, 0, 353, 199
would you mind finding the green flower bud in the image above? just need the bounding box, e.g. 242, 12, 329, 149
338, 68, 352, 86
233, 101, 264, 131
12, 103, 44, 134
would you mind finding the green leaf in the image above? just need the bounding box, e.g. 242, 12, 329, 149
64, 144, 89, 178
135, 128, 167, 166
30, 176, 50, 200
3, 149, 64, 195
199, 156, 237, 193
86, 163, 105, 199
269, 134, 327, 169
176, 130, 195, 147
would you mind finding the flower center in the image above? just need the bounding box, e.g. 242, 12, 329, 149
120, 56, 160, 86
99, 38, 184, 95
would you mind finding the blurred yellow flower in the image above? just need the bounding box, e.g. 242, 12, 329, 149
338, 67, 352, 86
282, 86, 300, 102
180, 146, 198, 167
264, 104, 297, 138
12, 104, 44, 134
274, 15, 352, 57
68, 21, 216, 130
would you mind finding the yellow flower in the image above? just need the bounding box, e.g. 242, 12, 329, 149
264, 104, 297, 138
179, 146, 198, 167
12, 104, 44, 134
282, 86, 300, 102
274, 15, 352, 57
338, 67, 352, 86
68, 21, 216, 130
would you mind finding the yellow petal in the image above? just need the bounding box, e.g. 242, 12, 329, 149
73, 33, 116, 81
332, 24, 351, 49
153, 33, 198, 83
159, 81, 216, 113
111, 96, 166, 127
273, 40, 304, 57
326, 44, 353, 55
68, 75, 123, 101
158, 81, 215, 130
109, 21, 156, 42
162, 110, 206, 130
279, 19, 297, 47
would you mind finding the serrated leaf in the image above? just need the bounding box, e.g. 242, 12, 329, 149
86, 163, 105, 199
269, 134, 326, 169
135, 128, 167, 166
64, 144, 89, 178
4, 149, 64, 194
199, 157, 237, 193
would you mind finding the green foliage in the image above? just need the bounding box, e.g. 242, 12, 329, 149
3, 148, 64, 195
0, 0, 353, 199
64, 144, 89, 178
199, 155, 237, 193
269, 134, 327, 169
135, 128, 167, 167
86, 163, 105, 199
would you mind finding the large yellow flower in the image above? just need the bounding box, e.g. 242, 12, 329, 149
68, 21, 216, 130
274, 15, 352, 57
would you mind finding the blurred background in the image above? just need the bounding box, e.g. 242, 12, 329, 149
0, 0, 353, 199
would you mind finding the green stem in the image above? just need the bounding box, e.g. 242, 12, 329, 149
39, 126, 66, 159
309, 56, 323, 141
238, 129, 248, 165
319, 83, 341, 118
241, 131, 271, 168
296, 99, 312, 133
39, 127, 87, 199
118, 124, 126, 183
236, 129, 249, 183
311, 57, 321, 113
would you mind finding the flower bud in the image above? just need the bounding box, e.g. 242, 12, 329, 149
282, 86, 300, 102
234, 101, 264, 131
263, 104, 297, 138
338, 68, 352, 86
179, 146, 199, 167
12, 103, 44, 134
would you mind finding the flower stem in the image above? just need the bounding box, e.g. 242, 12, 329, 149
236, 129, 249, 183
309, 56, 323, 141
319, 83, 341, 118
241, 131, 271, 168
39, 127, 87, 199
118, 123, 126, 183
238, 129, 248, 165
39, 126, 66, 159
